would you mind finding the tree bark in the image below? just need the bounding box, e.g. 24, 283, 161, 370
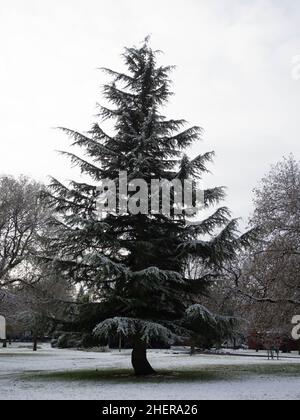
131, 338, 156, 376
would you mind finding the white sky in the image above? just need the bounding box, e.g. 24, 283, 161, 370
1, 0, 300, 226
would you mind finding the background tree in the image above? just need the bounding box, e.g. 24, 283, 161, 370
0, 274, 74, 351
220, 156, 300, 351
17, 275, 74, 351
0, 176, 48, 288
0, 175, 66, 349
234, 156, 300, 307
47, 39, 251, 375
250, 155, 300, 306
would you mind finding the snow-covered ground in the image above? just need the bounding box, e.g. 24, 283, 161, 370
1, 343, 300, 400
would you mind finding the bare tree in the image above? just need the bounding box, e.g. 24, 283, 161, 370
0, 176, 71, 349
1, 274, 74, 351
240, 156, 300, 307
0, 176, 48, 287
218, 156, 300, 352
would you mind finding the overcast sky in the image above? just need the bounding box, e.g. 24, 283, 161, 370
1, 0, 300, 227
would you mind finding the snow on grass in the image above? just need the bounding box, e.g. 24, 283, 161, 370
1, 343, 300, 400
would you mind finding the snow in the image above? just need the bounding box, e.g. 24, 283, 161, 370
1, 343, 300, 400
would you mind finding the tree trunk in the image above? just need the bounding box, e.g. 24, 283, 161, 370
233, 337, 237, 349
33, 337, 38, 352
131, 338, 156, 376
119, 335, 122, 353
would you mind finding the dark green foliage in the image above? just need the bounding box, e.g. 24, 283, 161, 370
47, 39, 248, 353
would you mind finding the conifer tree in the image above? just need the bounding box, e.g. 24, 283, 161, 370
47, 39, 252, 375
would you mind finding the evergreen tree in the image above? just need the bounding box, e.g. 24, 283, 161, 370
47, 39, 252, 375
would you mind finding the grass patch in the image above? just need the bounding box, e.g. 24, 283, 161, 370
27, 363, 300, 383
